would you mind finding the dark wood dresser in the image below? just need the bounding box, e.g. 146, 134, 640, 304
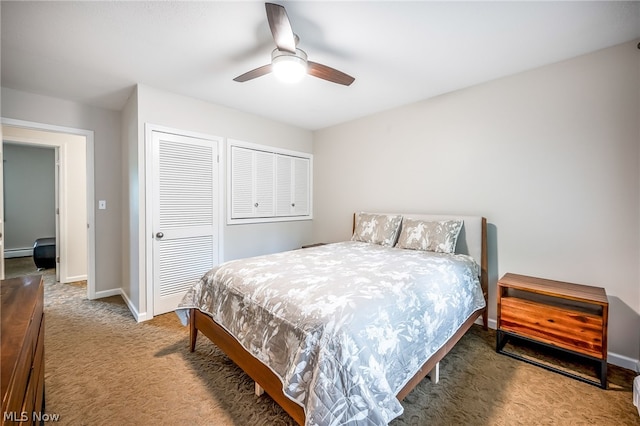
1, 275, 45, 425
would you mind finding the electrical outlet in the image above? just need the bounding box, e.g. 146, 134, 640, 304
98, 200, 106, 210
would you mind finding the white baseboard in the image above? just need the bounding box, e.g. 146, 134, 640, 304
93, 288, 149, 322
93, 288, 152, 323
118, 289, 151, 322
63, 274, 88, 284
136, 311, 152, 322
93, 288, 121, 299
608, 352, 640, 372
473, 317, 498, 329
117, 289, 137, 319
4, 248, 33, 258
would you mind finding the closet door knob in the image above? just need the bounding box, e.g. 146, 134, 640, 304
156, 232, 164, 239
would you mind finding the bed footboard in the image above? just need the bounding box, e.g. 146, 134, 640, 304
396, 307, 482, 399
190, 305, 482, 425
190, 308, 306, 425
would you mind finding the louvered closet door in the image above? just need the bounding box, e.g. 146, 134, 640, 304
275, 154, 293, 216
292, 156, 310, 216
276, 155, 310, 216
152, 131, 219, 315
230, 146, 275, 218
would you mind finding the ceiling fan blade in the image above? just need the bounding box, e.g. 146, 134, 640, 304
233, 64, 272, 82
265, 3, 296, 53
308, 61, 355, 86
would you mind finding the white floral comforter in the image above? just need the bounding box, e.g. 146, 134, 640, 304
176, 241, 486, 426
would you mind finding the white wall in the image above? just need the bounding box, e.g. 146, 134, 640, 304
127, 84, 314, 319
1, 87, 122, 292
2, 143, 55, 254
121, 87, 139, 309
312, 40, 640, 367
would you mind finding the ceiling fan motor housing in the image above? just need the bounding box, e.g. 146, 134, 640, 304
271, 48, 308, 82
271, 48, 308, 66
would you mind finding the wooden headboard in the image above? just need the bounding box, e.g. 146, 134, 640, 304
353, 212, 488, 329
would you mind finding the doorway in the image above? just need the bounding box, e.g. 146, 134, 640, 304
1, 118, 95, 299
2, 142, 58, 281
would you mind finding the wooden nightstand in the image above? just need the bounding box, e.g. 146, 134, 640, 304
496, 273, 608, 388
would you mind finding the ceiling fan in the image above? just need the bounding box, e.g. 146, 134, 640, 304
233, 3, 355, 86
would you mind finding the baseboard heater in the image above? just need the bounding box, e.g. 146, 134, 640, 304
4, 248, 33, 258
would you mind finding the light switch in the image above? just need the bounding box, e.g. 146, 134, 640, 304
98, 200, 107, 210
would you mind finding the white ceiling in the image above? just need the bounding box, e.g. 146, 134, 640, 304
2, 1, 639, 130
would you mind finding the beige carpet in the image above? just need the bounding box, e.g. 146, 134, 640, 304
4, 257, 639, 425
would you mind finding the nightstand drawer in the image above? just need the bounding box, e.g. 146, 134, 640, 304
500, 296, 604, 358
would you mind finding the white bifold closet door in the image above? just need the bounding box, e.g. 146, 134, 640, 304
151, 131, 219, 316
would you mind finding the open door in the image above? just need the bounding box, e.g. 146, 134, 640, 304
54, 147, 60, 282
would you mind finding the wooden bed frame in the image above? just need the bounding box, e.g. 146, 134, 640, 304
189, 214, 488, 425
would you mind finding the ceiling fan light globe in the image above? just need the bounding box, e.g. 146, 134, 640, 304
272, 49, 308, 84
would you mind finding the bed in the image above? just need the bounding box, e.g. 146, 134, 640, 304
176, 212, 488, 425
